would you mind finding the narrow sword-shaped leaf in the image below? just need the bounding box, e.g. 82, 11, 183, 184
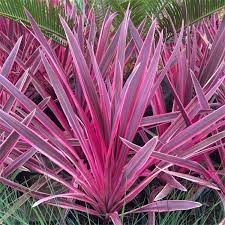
0, 176, 98, 215
122, 137, 158, 186
3, 69, 29, 112
159, 169, 220, 190
154, 184, 174, 201
3, 94, 51, 177
112, 10, 130, 102
0, 73, 81, 167
0, 36, 22, 78
0, 109, 77, 177
191, 71, 209, 109
40, 52, 100, 184
32, 192, 87, 208
2, 147, 37, 178
141, 112, 180, 127
109, 212, 122, 225
121, 138, 210, 178
160, 105, 225, 154
60, 16, 106, 148
126, 200, 202, 214
0, 110, 35, 167
96, 12, 117, 63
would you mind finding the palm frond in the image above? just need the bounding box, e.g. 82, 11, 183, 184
161, 0, 225, 31
93, 0, 225, 32
0, 0, 76, 45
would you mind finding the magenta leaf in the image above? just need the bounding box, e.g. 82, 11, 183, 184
126, 200, 202, 213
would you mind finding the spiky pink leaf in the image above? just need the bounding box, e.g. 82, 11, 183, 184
0, 36, 22, 78
121, 138, 209, 177
160, 105, 225, 154
191, 71, 209, 109
0, 109, 77, 177
0, 110, 35, 167
112, 10, 130, 102
154, 184, 174, 201
127, 200, 202, 213
0, 176, 98, 215
3, 70, 29, 112
2, 148, 37, 178
122, 137, 158, 186
96, 12, 117, 63
40, 52, 101, 181
33, 192, 86, 208
141, 112, 180, 127
160, 173, 187, 192
109, 212, 122, 225
60, 16, 103, 132
160, 169, 220, 190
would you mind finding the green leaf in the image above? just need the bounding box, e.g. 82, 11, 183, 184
0, 0, 75, 45
92, 0, 225, 32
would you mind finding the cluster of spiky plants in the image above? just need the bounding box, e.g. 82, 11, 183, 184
1, 1, 225, 224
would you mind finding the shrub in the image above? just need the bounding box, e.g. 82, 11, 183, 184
0, 2, 225, 224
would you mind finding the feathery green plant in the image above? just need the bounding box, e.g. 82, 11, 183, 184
91, 0, 225, 31
0, 0, 75, 45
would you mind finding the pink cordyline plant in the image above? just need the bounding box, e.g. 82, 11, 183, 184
0, 2, 225, 224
